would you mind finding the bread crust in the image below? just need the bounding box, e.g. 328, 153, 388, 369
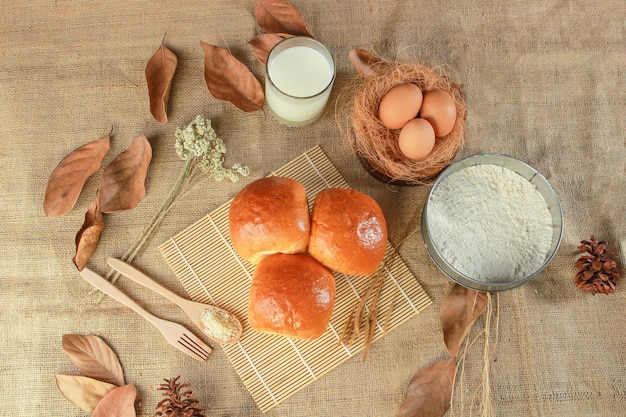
248, 254, 335, 340
229, 177, 310, 264
309, 188, 387, 276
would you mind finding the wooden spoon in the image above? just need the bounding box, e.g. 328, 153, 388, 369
107, 257, 243, 344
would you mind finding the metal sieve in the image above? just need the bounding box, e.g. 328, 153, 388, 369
421, 153, 564, 292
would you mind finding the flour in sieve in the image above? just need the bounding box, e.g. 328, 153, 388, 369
428, 164, 554, 282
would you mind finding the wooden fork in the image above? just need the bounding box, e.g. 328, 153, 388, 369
107, 257, 243, 344
80, 267, 211, 361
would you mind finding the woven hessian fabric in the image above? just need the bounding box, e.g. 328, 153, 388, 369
1, 1, 624, 416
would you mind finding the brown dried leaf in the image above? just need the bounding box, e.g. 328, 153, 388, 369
62, 334, 124, 386
55, 374, 117, 413
440, 284, 488, 356
254, 0, 312, 37
72, 198, 105, 271
348, 48, 381, 78
396, 358, 456, 417
200, 41, 264, 112
98, 134, 152, 213
249, 33, 294, 64
145, 43, 177, 124
92, 384, 137, 417
43, 136, 110, 217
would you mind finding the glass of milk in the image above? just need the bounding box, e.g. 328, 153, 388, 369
265, 37, 335, 126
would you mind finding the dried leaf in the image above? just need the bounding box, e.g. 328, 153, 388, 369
145, 43, 178, 124
199, 41, 264, 112
55, 374, 117, 413
254, 0, 312, 37
92, 384, 137, 417
440, 284, 488, 356
348, 48, 381, 78
396, 358, 456, 417
62, 334, 125, 386
43, 136, 110, 217
72, 198, 105, 271
98, 134, 152, 213
249, 33, 294, 64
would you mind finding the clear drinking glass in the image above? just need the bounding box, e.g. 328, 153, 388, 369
265, 36, 336, 127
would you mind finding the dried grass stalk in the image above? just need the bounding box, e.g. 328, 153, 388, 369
338, 201, 424, 359
382, 301, 394, 334
362, 304, 378, 361
338, 307, 356, 346
452, 293, 499, 417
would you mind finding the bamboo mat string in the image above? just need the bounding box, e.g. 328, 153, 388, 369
207, 214, 252, 282
170, 237, 216, 304
239, 344, 280, 406
287, 338, 318, 380
304, 150, 332, 188
382, 259, 420, 314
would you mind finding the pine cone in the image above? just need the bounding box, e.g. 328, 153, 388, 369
575, 235, 620, 295
153, 376, 206, 417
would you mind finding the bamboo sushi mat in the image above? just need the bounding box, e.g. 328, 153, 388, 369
158, 145, 432, 412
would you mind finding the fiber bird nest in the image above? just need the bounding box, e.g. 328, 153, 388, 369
348, 57, 467, 185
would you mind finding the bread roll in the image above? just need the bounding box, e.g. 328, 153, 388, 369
309, 188, 388, 276
248, 253, 335, 340
229, 176, 310, 264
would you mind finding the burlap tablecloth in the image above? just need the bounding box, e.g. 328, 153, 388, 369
1, 1, 624, 416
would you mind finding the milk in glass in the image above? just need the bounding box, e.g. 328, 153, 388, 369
265, 37, 335, 126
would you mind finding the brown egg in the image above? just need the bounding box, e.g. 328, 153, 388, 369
420, 89, 457, 137
378, 83, 423, 129
397, 118, 435, 160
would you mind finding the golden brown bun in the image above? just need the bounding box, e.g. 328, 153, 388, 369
248, 254, 335, 340
229, 177, 310, 264
309, 188, 388, 276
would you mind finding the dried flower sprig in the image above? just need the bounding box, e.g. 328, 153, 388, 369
174, 115, 249, 181
95, 115, 249, 295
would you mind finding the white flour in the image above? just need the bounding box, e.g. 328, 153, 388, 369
428, 164, 554, 282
